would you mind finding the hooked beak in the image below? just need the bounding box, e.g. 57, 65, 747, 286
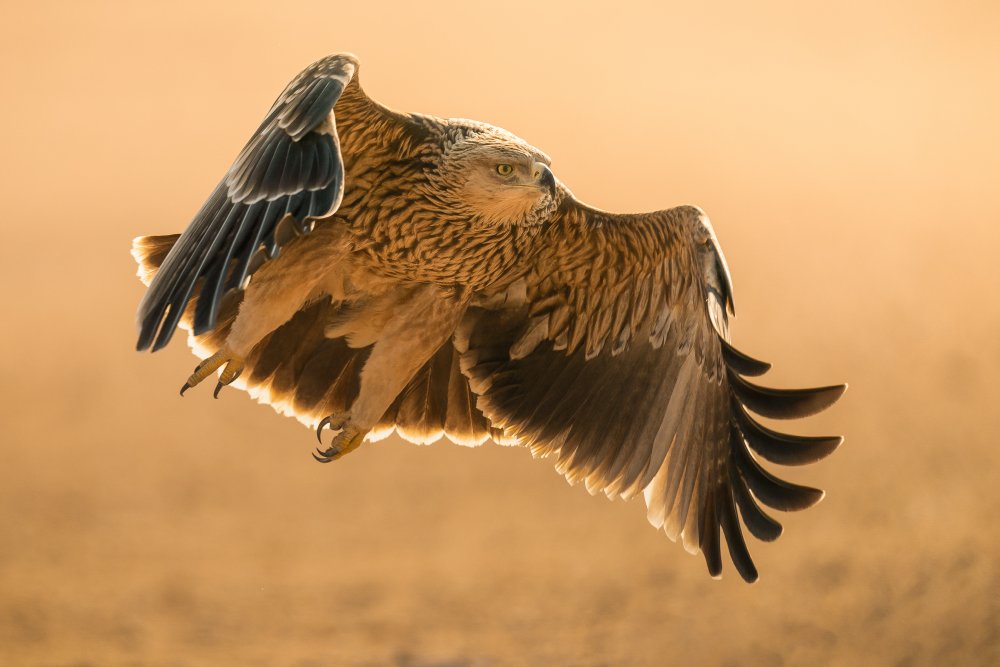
532, 161, 556, 194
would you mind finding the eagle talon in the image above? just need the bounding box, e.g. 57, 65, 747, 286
311, 421, 366, 463
213, 368, 243, 399
316, 412, 352, 443
179, 347, 244, 396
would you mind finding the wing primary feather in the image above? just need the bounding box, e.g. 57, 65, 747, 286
676, 389, 724, 548
314, 138, 333, 185
734, 400, 843, 465
298, 140, 318, 192
136, 183, 229, 349
634, 351, 698, 493
719, 338, 771, 376
224, 200, 283, 295
719, 482, 759, 583
237, 134, 282, 203
278, 140, 303, 194
209, 201, 265, 298
700, 485, 723, 578
730, 456, 783, 542
148, 190, 235, 350
660, 382, 705, 537
259, 136, 291, 196
728, 370, 846, 420
732, 436, 825, 511
191, 203, 249, 331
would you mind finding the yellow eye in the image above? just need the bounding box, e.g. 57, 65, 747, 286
496, 163, 514, 176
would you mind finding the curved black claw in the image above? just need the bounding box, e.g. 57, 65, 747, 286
316, 417, 331, 444
180, 382, 192, 397
312, 448, 334, 463
212, 368, 243, 399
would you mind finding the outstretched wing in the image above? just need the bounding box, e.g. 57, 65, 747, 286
456, 195, 845, 582
136, 54, 360, 352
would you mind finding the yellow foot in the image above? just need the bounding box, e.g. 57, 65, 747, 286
179, 347, 245, 398
313, 412, 367, 463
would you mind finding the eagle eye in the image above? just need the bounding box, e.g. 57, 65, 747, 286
496, 164, 514, 176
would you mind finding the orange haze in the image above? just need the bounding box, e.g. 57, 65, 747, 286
2, 1, 999, 664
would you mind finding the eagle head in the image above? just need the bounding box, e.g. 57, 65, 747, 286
437, 123, 558, 227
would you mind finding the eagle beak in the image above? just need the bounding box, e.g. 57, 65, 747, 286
532, 162, 556, 194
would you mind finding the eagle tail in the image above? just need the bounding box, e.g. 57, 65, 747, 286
131, 235, 181, 287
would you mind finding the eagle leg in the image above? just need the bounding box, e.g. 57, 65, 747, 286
310, 285, 469, 464
179, 347, 245, 398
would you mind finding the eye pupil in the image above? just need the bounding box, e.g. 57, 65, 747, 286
497, 164, 513, 175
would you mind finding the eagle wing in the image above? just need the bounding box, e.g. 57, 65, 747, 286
455, 194, 845, 582
137, 53, 366, 351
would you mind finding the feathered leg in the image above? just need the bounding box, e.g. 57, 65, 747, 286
314, 285, 469, 462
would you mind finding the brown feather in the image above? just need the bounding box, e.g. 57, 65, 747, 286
458, 197, 844, 582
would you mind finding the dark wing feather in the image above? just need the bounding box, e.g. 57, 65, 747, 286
457, 195, 845, 582
135, 54, 358, 352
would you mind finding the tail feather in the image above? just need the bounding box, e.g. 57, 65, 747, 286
131, 235, 181, 287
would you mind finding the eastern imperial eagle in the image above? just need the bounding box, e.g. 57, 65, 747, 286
132, 53, 845, 582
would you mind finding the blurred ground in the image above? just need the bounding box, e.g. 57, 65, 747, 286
2, 1, 999, 665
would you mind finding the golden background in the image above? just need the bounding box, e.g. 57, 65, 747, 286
2, 1, 998, 664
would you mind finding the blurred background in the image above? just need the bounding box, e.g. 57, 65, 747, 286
2, 1, 998, 665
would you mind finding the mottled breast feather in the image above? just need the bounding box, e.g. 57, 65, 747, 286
338, 122, 554, 291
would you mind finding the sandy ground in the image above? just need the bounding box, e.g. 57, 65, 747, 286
2, 2, 999, 665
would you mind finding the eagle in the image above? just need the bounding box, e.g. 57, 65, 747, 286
132, 53, 845, 582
